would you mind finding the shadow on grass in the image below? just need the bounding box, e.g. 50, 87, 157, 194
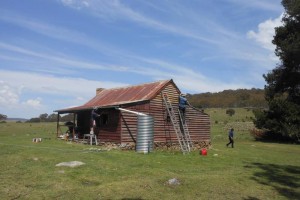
244, 162, 300, 199
121, 198, 144, 200
243, 197, 260, 200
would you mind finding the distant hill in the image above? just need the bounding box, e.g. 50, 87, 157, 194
187, 88, 267, 108
6, 118, 28, 122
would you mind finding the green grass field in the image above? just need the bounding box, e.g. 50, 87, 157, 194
0, 109, 299, 199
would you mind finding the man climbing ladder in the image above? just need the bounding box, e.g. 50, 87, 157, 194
178, 93, 190, 123
162, 93, 192, 153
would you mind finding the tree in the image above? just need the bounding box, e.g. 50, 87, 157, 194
61, 113, 74, 122
48, 113, 58, 122
0, 114, 7, 121
39, 113, 48, 122
254, 0, 300, 142
226, 108, 235, 117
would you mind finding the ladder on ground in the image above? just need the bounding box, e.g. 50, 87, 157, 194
162, 93, 192, 153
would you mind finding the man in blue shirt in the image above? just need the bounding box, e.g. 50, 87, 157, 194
179, 93, 189, 123
226, 128, 234, 148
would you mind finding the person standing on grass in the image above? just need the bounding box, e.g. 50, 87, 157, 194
226, 128, 234, 148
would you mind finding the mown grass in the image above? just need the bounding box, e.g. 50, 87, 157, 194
0, 109, 299, 199
206, 108, 256, 141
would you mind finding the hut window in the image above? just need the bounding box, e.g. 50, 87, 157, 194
101, 114, 109, 125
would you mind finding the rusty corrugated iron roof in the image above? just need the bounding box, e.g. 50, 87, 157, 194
55, 79, 179, 113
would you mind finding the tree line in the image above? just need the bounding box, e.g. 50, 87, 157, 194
26, 113, 74, 123
0, 113, 74, 123
187, 88, 267, 108
0, 114, 7, 121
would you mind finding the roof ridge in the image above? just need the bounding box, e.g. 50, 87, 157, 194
98, 79, 172, 92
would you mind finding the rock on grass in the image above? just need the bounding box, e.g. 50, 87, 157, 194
56, 161, 85, 168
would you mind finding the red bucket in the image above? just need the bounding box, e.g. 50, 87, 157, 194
200, 148, 207, 156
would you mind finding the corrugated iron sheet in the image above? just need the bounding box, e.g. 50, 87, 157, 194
55, 79, 178, 113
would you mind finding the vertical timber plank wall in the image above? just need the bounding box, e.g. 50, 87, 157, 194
95, 109, 121, 143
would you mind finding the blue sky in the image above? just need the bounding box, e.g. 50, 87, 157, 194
0, 0, 283, 118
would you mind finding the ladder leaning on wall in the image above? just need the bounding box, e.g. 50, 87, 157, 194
178, 107, 193, 150
162, 93, 192, 153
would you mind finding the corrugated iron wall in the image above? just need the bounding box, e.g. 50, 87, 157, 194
185, 108, 211, 141
120, 103, 150, 143
150, 83, 176, 143
136, 115, 154, 153
150, 82, 211, 142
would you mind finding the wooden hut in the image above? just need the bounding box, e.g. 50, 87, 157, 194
55, 79, 210, 149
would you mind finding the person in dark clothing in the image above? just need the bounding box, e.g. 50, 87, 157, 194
90, 109, 100, 134
178, 93, 190, 123
226, 128, 234, 148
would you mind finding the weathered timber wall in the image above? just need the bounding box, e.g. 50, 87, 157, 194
150, 82, 211, 143
94, 108, 121, 143
185, 107, 211, 141
150, 83, 178, 143
118, 81, 210, 144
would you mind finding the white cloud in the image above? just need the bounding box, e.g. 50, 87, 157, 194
0, 42, 131, 73
0, 42, 207, 90
0, 81, 19, 106
0, 6, 278, 74
60, 0, 90, 9
0, 81, 44, 118
0, 13, 123, 58
247, 14, 283, 51
60, 0, 217, 44
0, 70, 127, 97
129, 57, 252, 93
0, 3, 279, 92
224, 0, 282, 12
22, 98, 42, 108
55, 0, 278, 69
0, 40, 258, 94
0, 70, 128, 118
157, 72, 251, 93
61, 0, 72, 6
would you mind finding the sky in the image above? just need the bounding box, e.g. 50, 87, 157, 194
0, 0, 284, 118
